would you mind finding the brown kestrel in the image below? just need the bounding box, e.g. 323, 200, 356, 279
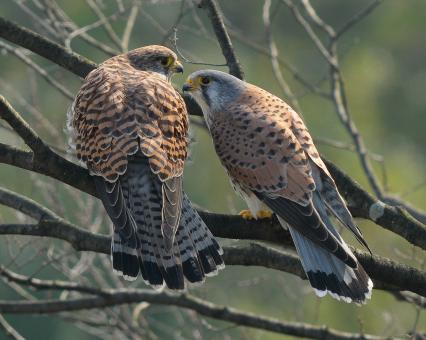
183, 70, 372, 303
68, 46, 223, 289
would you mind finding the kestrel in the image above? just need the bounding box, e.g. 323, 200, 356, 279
68, 46, 224, 289
183, 70, 373, 303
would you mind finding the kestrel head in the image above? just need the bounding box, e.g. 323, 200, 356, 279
182, 70, 245, 122
126, 45, 183, 80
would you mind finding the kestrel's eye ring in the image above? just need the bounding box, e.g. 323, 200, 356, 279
200, 77, 210, 85
160, 56, 173, 66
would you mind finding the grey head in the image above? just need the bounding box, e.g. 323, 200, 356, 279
182, 70, 246, 126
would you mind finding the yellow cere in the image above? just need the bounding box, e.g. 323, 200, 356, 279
185, 77, 201, 90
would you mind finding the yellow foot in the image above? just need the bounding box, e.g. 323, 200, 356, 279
239, 210, 255, 220
256, 210, 273, 219
239, 209, 273, 220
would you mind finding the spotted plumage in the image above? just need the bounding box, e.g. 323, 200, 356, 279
183, 70, 372, 304
68, 46, 223, 289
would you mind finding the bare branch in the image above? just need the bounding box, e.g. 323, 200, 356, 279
281, 0, 335, 65
262, 0, 301, 112
293, 0, 384, 198
0, 214, 425, 297
171, 29, 227, 67
0, 314, 24, 340
0, 186, 57, 221
200, 0, 244, 79
225, 25, 330, 98
0, 17, 97, 78
0, 265, 104, 296
85, 0, 123, 51
0, 289, 385, 339
64, 14, 121, 56
0, 41, 73, 100
335, 0, 384, 40
0, 96, 50, 154
121, 4, 139, 52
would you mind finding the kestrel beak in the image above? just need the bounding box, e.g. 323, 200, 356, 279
182, 79, 194, 92
172, 60, 184, 73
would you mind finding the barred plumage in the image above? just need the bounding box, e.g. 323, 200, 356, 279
68, 46, 223, 289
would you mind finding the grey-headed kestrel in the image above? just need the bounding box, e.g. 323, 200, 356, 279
183, 70, 372, 303
68, 46, 224, 289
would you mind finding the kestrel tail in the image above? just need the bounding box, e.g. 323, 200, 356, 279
68, 46, 223, 289
183, 70, 373, 303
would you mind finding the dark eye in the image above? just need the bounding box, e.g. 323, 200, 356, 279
160, 57, 169, 66
201, 77, 210, 85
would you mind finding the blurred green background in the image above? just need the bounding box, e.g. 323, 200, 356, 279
0, 0, 425, 339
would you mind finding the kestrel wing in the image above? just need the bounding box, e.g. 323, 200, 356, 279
290, 108, 370, 251
72, 64, 188, 251
132, 76, 188, 249
210, 85, 356, 267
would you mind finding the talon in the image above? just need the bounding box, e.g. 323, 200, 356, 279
256, 210, 273, 219
239, 210, 255, 220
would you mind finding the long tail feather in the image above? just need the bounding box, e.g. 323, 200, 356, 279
96, 158, 223, 289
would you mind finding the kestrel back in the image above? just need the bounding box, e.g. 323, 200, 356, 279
68, 46, 224, 289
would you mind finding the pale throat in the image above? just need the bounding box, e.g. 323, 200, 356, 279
190, 92, 215, 129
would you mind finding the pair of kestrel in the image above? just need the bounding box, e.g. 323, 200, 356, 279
69, 45, 372, 303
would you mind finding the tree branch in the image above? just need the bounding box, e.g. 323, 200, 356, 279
0, 289, 385, 340
0, 17, 96, 78
0, 214, 425, 297
200, 0, 244, 79
0, 314, 24, 340
0, 266, 388, 339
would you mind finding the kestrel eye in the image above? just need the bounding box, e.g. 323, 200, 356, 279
160, 56, 173, 67
201, 77, 210, 85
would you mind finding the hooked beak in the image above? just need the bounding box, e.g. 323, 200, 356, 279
182, 79, 196, 92
172, 60, 184, 74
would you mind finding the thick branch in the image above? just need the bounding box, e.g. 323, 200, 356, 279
0, 96, 49, 154
0, 218, 425, 297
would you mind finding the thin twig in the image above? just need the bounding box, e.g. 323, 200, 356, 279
171, 29, 227, 67
85, 0, 123, 51
0, 41, 73, 100
121, 4, 139, 52
64, 14, 122, 55
0, 78, 61, 139
0, 314, 24, 340
0, 265, 106, 296
262, 0, 301, 112
335, 0, 384, 40
285, 0, 384, 198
